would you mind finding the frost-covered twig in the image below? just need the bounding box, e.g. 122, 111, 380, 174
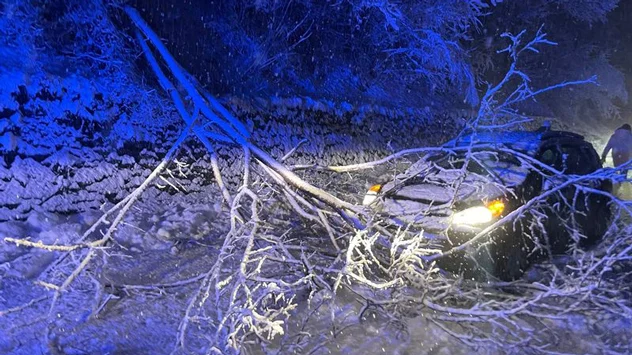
3, 238, 93, 252
194, 126, 234, 206
281, 138, 308, 162
0, 295, 49, 317
292, 146, 445, 172
474, 25, 596, 130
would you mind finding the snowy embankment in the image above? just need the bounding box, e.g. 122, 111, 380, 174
0, 63, 465, 221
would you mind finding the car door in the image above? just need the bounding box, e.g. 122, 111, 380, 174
536, 138, 609, 254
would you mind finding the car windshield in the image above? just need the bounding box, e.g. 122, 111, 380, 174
425, 149, 528, 186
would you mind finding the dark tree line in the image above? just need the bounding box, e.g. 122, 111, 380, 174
4, 0, 629, 123
122, 0, 627, 123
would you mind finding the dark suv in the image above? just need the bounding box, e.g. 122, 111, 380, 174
363, 130, 612, 281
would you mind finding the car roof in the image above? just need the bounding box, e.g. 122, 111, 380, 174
443, 130, 586, 155
539, 130, 586, 144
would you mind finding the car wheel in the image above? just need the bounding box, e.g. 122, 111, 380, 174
493, 234, 532, 281
472, 225, 533, 281
579, 191, 612, 248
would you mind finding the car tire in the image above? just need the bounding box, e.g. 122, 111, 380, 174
579, 190, 612, 248
470, 225, 533, 281
492, 234, 532, 281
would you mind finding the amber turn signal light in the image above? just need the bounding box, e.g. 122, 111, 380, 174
486, 199, 505, 218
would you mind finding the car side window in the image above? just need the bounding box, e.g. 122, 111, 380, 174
539, 144, 597, 174
539, 148, 558, 167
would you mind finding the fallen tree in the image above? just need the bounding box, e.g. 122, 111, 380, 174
2, 9, 632, 355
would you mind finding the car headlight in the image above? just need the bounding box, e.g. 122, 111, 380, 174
362, 184, 383, 206
452, 199, 505, 226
